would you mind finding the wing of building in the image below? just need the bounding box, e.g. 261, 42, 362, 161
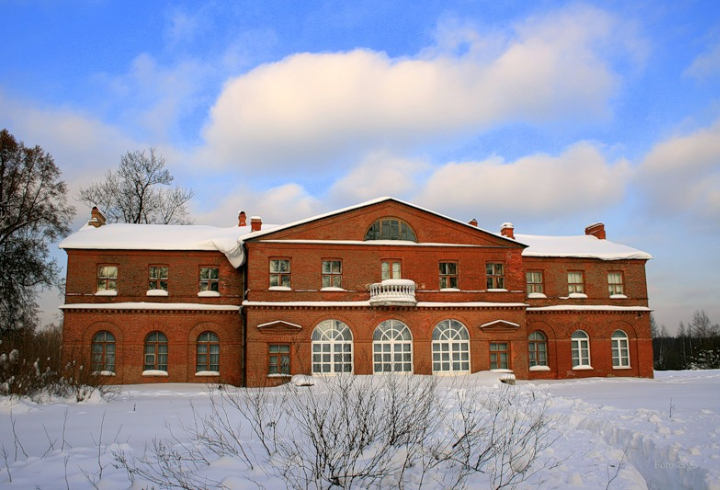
59, 198, 653, 386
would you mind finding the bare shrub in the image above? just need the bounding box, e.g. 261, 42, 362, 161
0, 326, 108, 401
116, 375, 558, 489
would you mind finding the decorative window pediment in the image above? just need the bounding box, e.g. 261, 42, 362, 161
257, 320, 303, 333
479, 320, 520, 332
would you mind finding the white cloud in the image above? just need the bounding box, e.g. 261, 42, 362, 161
415, 142, 631, 223
328, 151, 430, 206
194, 182, 324, 227
685, 42, 720, 80
636, 120, 720, 222
201, 5, 639, 173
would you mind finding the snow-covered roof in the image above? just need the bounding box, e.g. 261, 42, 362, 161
58, 223, 278, 268
515, 234, 652, 261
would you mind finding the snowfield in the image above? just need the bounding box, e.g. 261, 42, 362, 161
1, 370, 719, 489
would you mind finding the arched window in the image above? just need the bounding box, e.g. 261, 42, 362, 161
611, 330, 630, 368
91, 331, 115, 373
365, 218, 417, 242
373, 320, 413, 373
571, 330, 591, 368
196, 331, 220, 373
432, 320, 470, 374
528, 331, 548, 367
144, 331, 168, 372
312, 320, 353, 375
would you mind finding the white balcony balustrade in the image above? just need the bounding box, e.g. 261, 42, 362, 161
369, 279, 417, 306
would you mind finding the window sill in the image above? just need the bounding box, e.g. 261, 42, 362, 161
269, 286, 292, 291
95, 290, 117, 296
612, 366, 632, 370
610, 294, 628, 299
529, 365, 551, 372
268, 373, 292, 378
572, 365, 593, 371
321, 287, 345, 292
491, 369, 513, 373
568, 293, 588, 299
198, 291, 221, 297
146, 289, 168, 297
440, 288, 461, 292
487, 289, 508, 293
92, 371, 116, 376
527, 292, 547, 299
195, 371, 220, 376
142, 370, 169, 377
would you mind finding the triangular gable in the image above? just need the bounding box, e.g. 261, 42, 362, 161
243, 197, 525, 249
479, 320, 521, 331
257, 320, 303, 333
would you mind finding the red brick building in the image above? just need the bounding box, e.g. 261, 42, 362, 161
60, 198, 653, 386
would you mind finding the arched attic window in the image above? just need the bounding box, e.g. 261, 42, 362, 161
365, 218, 417, 242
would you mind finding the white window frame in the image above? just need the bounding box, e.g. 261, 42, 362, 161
571, 330, 591, 369
373, 320, 413, 374
311, 320, 353, 375
432, 320, 470, 375
528, 331, 548, 368
612, 330, 631, 368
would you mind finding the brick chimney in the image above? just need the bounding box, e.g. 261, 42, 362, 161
88, 206, 106, 228
238, 211, 247, 227
250, 216, 262, 232
585, 223, 606, 240
469, 218, 478, 227
500, 222, 515, 239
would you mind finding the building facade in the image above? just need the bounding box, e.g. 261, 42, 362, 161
60, 198, 654, 387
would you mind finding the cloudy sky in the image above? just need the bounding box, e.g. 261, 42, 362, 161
2, 0, 719, 332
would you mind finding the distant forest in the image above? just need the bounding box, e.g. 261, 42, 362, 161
652, 310, 720, 370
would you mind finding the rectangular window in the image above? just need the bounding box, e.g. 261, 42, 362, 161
97, 265, 118, 292
269, 259, 291, 287
149, 265, 168, 291
322, 260, 342, 288
526, 271, 544, 294
568, 271, 585, 294
381, 260, 401, 281
199, 267, 219, 292
439, 262, 458, 289
490, 342, 509, 370
486, 263, 505, 289
269, 344, 291, 375
608, 272, 624, 296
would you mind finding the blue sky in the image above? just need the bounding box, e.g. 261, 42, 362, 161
2, 0, 719, 332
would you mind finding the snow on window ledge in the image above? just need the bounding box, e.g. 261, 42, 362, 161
321, 287, 345, 292
610, 294, 628, 299
487, 289, 508, 293
568, 293, 588, 299
95, 290, 117, 296
195, 371, 220, 376
92, 371, 116, 376
269, 286, 292, 291
198, 290, 221, 297
146, 289, 168, 297
440, 288, 461, 292
491, 368, 514, 373
572, 365, 594, 371
612, 366, 631, 370
527, 292, 547, 299
267, 373, 292, 378
142, 370, 169, 377
529, 365, 551, 372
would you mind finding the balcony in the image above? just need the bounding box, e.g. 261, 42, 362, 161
369, 279, 417, 307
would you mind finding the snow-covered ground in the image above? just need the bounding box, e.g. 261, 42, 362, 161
1, 370, 718, 489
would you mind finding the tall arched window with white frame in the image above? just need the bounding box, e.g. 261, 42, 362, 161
311, 320, 353, 375
611, 330, 630, 368
373, 320, 413, 373
571, 330, 591, 368
432, 320, 470, 374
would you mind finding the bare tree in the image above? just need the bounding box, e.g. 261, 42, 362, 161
78, 148, 194, 225
0, 129, 75, 333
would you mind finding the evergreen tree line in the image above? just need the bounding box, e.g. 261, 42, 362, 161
652, 310, 720, 370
